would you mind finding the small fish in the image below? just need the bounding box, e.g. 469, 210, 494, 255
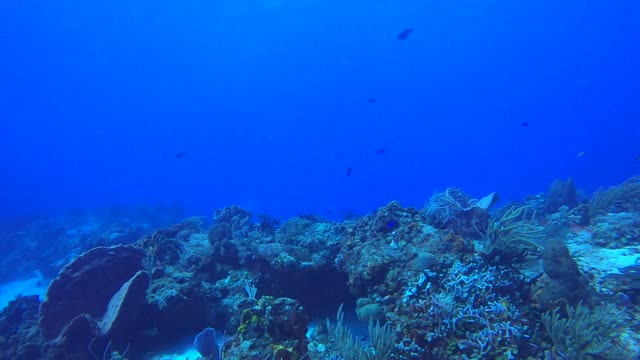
387, 220, 396, 228
520, 122, 529, 127
367, 97, 377, 104
397, 27, 414, 40
577, 151, 585, 158
376, 149, 386, 154
635, 156, 640, 161
346, 167, 353, 176
175, 151, 188, 158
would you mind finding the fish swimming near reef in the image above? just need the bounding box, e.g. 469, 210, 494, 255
175, 151, 188, 158
346, 167, 353, 176
397, 28, 414, 40
367, 97, 377, 104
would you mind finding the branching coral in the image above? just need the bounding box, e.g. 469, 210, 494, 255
397, 260, 528, 358
483, 205, 545, 264
542, 302, 630, 360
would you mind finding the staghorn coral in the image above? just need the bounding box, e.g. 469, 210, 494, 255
395, 260, 530, 359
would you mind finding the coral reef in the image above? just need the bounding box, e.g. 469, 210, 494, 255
590, 176, 640, 217
0, 205, 180, 282
542, 301, 629, 359
317, 304, 393, 360
423, 189, 499, 238
534, 237, 591, 309
2, 177, 640, 359
544, 178, 579, 214
0, 295, 42, 359
39, 245, 146, 340
482, 205, 544, 264
194, 327, 221, 359
225, 296, 309, 359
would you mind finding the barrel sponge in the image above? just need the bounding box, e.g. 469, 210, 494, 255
39, 245, 144, 339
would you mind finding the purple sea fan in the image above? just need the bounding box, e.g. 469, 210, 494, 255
194, 327, 220, 360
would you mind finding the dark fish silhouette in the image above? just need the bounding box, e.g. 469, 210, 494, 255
175, 151, 188, 158
397, 28, 414, 40
367, 97, 377, 104
520, 122, 529, 127
376, 149, 386, 154
346, 167, 353, 176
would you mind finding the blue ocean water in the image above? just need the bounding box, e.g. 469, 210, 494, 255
2, 0, 638, 220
